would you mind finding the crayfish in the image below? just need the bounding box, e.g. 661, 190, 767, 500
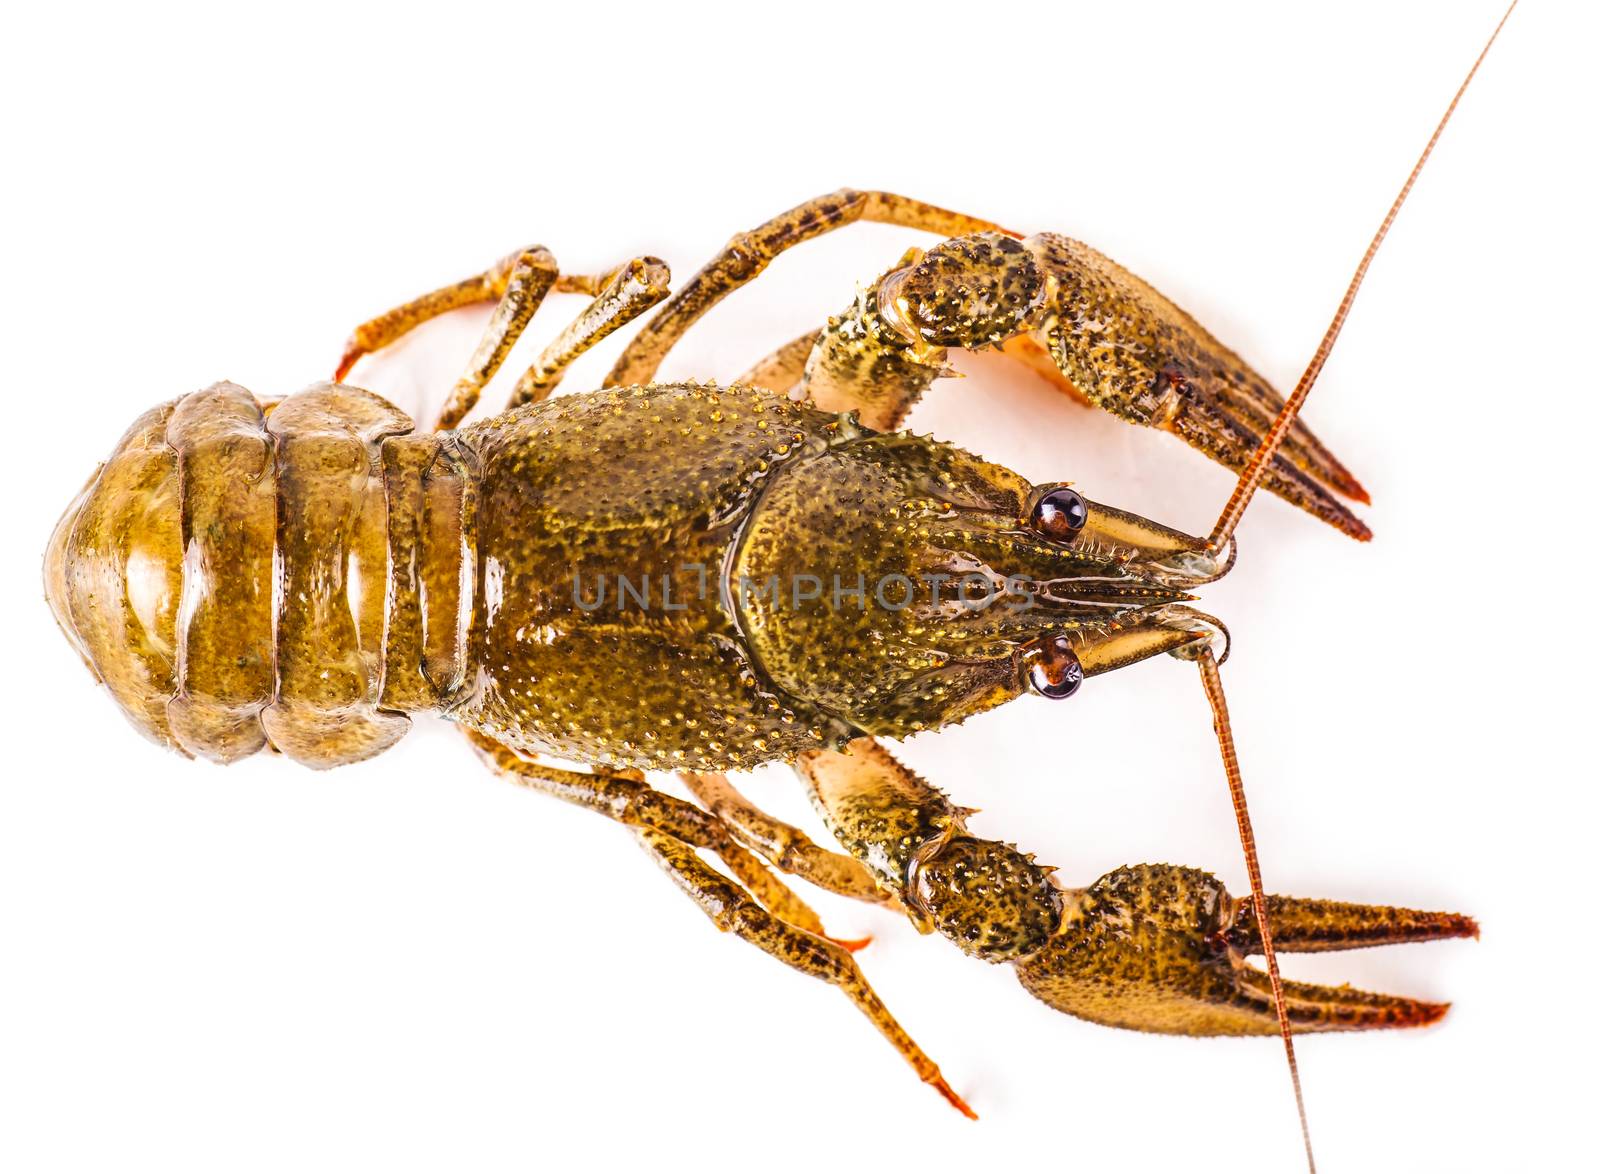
43, 8, 1516, 1168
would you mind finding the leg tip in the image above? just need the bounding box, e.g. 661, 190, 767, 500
828, 934, 873, 953
333, 340, 362, 383
928, 1071, 979, 1120
1396, 999, 1452, 1029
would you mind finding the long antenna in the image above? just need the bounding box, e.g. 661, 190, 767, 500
1209, 1, 1518, 550
1198, 651, 1315, 1170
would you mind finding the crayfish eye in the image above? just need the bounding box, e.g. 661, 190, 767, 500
1031, 487, 1088, 542
1026, 635, 1084, 700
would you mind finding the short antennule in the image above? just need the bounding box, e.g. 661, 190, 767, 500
1208, 0, 1518, 551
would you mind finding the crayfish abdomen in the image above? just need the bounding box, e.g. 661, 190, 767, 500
45, 380, 462, 767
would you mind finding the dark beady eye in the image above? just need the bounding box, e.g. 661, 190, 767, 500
1031, 487, 1088, 542
1026, 635, 1084, 699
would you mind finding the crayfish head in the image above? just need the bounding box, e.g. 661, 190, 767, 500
731, 426, 1236, 741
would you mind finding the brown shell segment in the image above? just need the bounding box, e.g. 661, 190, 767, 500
48, 403, 184, 751
376, 436, 434, 713
419, 438, 472, 695
259, 383, 413, 768
375, 432, 474, 713
166, 382, 277, 762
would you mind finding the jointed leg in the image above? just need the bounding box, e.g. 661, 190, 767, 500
766, 233, 1089, 431
735, 329, 820, 395
334, 246, 606, 383
606, 189, 1012, 387
466, 731, 966, 1112
741, 225, 1371, 540
635, 826, 974, 1118
435, 246, 560, 428
736, 238, 1065, 430
678, 771, 897, 908
796, 737, 1475, 1031
465, 732, 857, 948
734, 281, 1038, 431
332, 245, 650, 430
791, 247, 950, 431
506, 256, 672, 410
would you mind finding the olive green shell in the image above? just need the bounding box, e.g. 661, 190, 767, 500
451, 382, 853, 770
47, 379, 1180, 772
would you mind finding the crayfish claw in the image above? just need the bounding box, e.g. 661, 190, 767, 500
1234, 969, 1451, 1032
1023, 232, 1376, 539
1226, 892, 1479, 956
1012, 864, 1474, 1037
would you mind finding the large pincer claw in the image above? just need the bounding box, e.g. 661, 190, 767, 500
1024, 233, 1374, 540
1014, 864, 1477, 1036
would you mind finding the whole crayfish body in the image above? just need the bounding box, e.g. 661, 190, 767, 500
38, 2, 1516, 1146
47, 376, 1228, 771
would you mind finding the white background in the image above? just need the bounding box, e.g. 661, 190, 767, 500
1, 2, 1591, 1170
